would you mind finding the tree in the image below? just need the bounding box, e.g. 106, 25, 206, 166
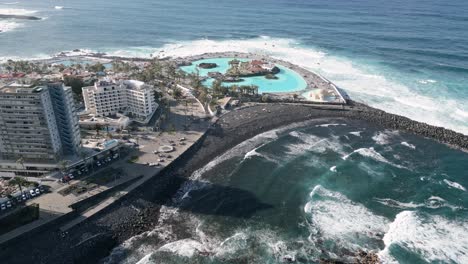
59, 160, 69, 174
172, 86, 183, 99
16, 156, 25, 170
95, 124, 102, 135
88, 62, 105, 73
8, 177, 29, 193
63, 76, 85, 98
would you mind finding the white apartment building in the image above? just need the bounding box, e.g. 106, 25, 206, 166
82, 79, 158, 121
0, 83, 81, 176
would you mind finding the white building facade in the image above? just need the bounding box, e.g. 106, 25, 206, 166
82, 79, 158, 121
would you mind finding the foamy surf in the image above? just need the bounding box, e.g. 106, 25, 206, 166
372, 130, 399, 145
306, 185, 389, 251
379, 211, 468, 263
0, 8, 37, 15
0, 20, 19, 32
342, 147, 406, 169
401, 141, 416, 149
443, 179, 466, 192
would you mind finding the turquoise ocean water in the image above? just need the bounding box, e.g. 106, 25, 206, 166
1, 1, 467, 263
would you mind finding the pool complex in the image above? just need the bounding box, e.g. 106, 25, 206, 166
180, 58, 308, 93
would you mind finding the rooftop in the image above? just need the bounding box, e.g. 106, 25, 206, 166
0, 85, 45, 94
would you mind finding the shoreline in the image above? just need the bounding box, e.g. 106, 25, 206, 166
0, 102, 466, 263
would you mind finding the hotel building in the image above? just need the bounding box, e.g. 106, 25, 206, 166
82, 79, 158, 121
0, 82, 81, 176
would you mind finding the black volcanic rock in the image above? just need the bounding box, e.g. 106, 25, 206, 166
0, 14, 41, 20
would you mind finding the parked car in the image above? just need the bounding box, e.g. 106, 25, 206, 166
1, 204, 5, 210
106, 157, 111, 162
29, 189, 36, 197
6, 201, 11, 208
113, 153, 119, 159
61, 175, 72, 183
35, 188, 40, 195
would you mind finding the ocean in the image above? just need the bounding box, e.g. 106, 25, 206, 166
1, 0, 467, 263
1, 0, 467, 134
105, 120, 468, 263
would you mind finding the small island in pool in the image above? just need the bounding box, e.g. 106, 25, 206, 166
198, 62, 217, 69
225, 59, 280, 78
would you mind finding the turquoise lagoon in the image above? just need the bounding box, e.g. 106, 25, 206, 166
180, 58, 308, 94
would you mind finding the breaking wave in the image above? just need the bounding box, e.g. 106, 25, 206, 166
305, 185, 389, 253
342, 147, 406, 169
379, 211, 468, 263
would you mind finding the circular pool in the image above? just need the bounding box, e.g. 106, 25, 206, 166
180, 58, 307, 94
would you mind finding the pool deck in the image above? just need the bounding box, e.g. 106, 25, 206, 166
173, 52, 347, 104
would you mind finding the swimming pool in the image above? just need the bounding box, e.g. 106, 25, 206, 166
180, 58, 307, 93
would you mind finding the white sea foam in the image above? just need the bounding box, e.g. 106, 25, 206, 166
156, 239, 208, 258
288, 131, 347, 156
342, 147, 406, 169
54, 6, 64, 10
371, 130, 398, 145
443, 179, 466, 191
379, 211, 468, 263
329, 166, 337, 172
373, 198, 423, 209
349, 131, 362, 137
315, 123, 347, 128
0, 20, 20, 32
305, 185, 389, 251
401, 141, 416, 149
418, 79, 437, 84
0, 8, 36, 15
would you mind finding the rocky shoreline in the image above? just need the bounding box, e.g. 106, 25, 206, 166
0, 102, 466, 263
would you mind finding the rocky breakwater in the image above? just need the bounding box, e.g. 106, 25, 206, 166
348, 101, 468, 151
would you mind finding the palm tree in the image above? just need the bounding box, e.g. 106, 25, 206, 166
8, 177, 28, 193
16, 156, 25, 170
59, 160, 69, 175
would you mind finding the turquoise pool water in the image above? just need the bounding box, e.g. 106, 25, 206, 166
180, 58, 308, 93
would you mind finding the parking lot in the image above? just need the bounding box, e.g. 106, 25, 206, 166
0, 185, 47, 215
